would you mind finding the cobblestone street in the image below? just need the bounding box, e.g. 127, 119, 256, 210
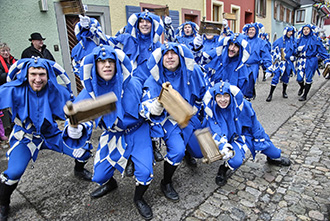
185, 79, 330, 221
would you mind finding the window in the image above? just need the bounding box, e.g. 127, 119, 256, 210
213, 5, 219, 21
280, 5, 285, 21
274, 2, 280, 20
212, 1, 223, 22
286, 9, 291, 23
256, 0, 266, 17
296, 9, 305, 23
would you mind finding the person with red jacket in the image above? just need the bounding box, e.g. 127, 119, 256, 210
0, 43, 16, 142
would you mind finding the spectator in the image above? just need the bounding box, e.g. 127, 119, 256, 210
21, 32, 55, 61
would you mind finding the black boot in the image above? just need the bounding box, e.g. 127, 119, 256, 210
125, 157, 134, 177
262, 71, 266, 81
161, 162, 179, 202
282, 83, 288, 98
297, 81, 305, 96
152, 137, 164, 162
215, 163, 230, 187
184, 150, 197, 167
90, 177, 118, 198
134, 185, 153, 220
267, 156, 291, 166
74, 159, 92, 181
299, 83, 311, 101
0, 181, 18, 221
266, 85, 276, 102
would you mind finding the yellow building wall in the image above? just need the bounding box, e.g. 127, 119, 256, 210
108, 0, 204, 35
255, 0, 272, 41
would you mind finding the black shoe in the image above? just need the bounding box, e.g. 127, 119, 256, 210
90, 178, 118, 199
215, 164, 229, 187
266, 94, 272, 102
134, 198, 153, 220
215, 173, 228, 187
298, 95, 306, 101
160, 180, 179, 202
267, 156, 291, 166
152, 138, 164, 162
184, 151, 197, 167
282, 92, 288, 98
74, 168, 92, 181
0, 205, 9, 221
125, 158, 134, 177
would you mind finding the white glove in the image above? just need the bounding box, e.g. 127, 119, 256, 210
220, 143, 234, 160
150, 99, 164, 116
79, 15, 90, 28
222, 19, 228, 28
297, 45, 305, 52
265, 72, 272, 80
290, 56, 295, 61
73, 148, 86, 158
193, 34, 203, 49
67, 124, 84, 139
164, 16, 172, 25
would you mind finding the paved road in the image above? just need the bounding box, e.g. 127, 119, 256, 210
0, 73, 329, 221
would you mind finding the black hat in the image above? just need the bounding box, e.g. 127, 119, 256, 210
29, 32, 46, 41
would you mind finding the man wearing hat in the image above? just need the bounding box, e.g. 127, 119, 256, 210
21, 32, 55, 61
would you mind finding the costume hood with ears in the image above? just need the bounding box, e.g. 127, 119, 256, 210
125, 11, 164, 44
7, 57, 72, 96
283, 26, 296, 39
212, 33, 250, 71
203, 81, 244, 138
297, 24, 316, 38
79, 45, 132, 127
146, 42, 205, 104
242, 22, 265, 39
3, 57, 73, 129
80, 44, 132, 99
175, 21, 199, 37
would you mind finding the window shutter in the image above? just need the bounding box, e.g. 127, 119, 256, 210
126, 5, 141, 20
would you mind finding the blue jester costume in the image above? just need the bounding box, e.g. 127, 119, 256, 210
140, 42, 206, 166
295, 24, 330, 101
202, 34, 250, 93
266, 26, 297, 102
271, 26, 296, 85
108, 11, 164, 84
64, 45, 155, 186
243, 23, 272, 99
198, 81, 284, 170
0, 57, 92, 186
164, 21, 199, 50
71, 18, 110, 79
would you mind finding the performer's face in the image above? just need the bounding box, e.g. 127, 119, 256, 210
286, 30, 293, 38
303, 27, 310, 36
215, 93, 231, 109
139, 19, 152, 35
228, 42, 240, 58
32, 39, 44, 50
96, 58, 116, 81
184, 24, 193, 36
248, 27, 256, 38
28, 67, 48, 92
163, 50, 179, 72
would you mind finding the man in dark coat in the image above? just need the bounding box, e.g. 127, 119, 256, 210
21, 32, 55, 61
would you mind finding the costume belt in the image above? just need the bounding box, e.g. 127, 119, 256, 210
124, 120, 144, 134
